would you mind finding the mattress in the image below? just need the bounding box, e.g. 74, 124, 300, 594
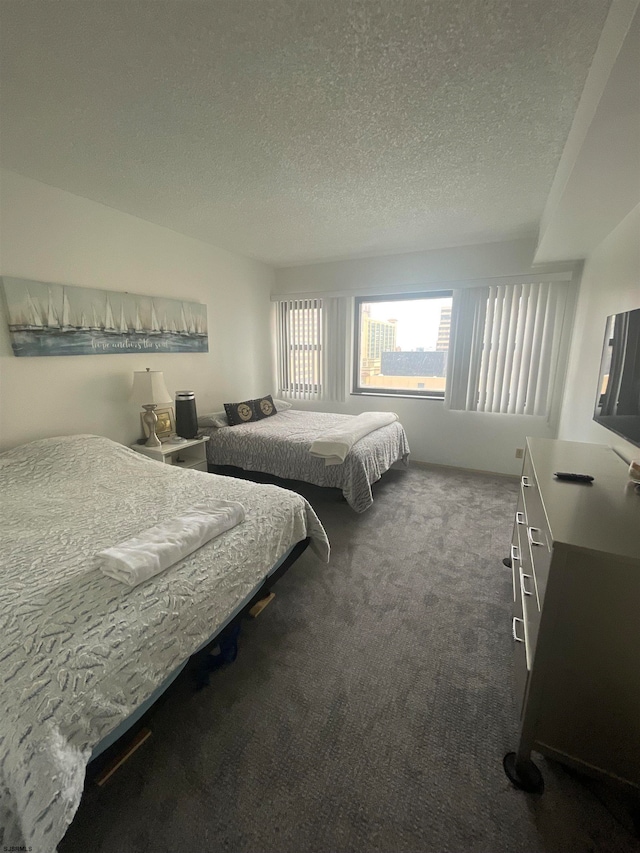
0, 434, 329, 853
204, 409, 410, 512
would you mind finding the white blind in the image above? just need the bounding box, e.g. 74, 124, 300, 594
445, 281, 569, 416
444, 286, 489, 411
276, 299, 323, 400
321, 296, 348, 402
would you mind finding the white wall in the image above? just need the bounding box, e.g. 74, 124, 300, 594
274, 236, 575, 474
0, 170, 274, 451
557, 204, 640, 460
276, 235, 568, 294
538, 6, 640, 463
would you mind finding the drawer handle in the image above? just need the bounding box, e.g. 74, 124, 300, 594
521, 476, 533, 488
511, 544, 520, 563
512, 617, 525, 643
520, 571, 534, 597
516, 511, 525, 525
527, 526, 545, 547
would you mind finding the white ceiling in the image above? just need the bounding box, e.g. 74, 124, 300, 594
535, 4, 640, 262
0, 1, 612, 267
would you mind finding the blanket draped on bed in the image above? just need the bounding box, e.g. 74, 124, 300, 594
309, 412, 398, 465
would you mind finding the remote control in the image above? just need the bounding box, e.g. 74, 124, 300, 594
553, 472, 594, 482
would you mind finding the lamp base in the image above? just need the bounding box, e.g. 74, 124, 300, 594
142, 405, 162, 447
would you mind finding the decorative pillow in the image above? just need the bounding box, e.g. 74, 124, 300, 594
224, 395, 278, 426
201, 397, 288, 427
255, 395, 277, 418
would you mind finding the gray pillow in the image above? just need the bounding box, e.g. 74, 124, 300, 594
198, 397, 292, 428
224, 395, 276, 426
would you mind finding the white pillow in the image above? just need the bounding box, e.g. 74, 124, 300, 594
198, 411, 229, 428
273, 398, 292, 411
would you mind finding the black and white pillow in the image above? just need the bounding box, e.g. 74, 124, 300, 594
224, 395, 277, 426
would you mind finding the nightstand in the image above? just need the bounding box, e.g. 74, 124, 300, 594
130, 436, 209, 472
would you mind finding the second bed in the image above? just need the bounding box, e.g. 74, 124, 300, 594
202, 409, 410, 512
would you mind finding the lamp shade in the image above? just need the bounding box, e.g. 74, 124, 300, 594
129, 369, 171, 405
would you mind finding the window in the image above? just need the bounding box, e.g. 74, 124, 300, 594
353, 292, 453, 397
276, 299, 322, 398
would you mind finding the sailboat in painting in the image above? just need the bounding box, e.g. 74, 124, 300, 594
179, 304, 189, 336
183, 304, 196, 335
47, 288, 60, 330
60, 290, 74, 332
149, 303, 161, 335
1, 277, 208, 356
90, 306, 101, 331
9, 289, 43, 331
104, 297, 117, 333
118, 303, 128, 334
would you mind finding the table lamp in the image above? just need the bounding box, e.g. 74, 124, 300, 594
129, 368, 172, 447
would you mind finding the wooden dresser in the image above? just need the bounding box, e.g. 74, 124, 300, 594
505, 437, 640, 793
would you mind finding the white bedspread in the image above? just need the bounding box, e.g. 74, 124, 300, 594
0, 435, 329, 853
309, 412, 399, 464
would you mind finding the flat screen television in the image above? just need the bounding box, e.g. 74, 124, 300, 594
593, 307, 640, 447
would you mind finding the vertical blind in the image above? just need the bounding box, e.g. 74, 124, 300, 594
445, 281, 570, 416
276, 299, 323, 400
275, 297, 347, 402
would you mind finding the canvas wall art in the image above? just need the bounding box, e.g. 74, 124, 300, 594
1, 278, 208, 356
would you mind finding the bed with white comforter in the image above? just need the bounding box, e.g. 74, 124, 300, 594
204, 409, 410, 512
0, 434, 329, 853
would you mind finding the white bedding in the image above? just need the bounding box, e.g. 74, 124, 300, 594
97, 500, 246, 586
204, 409, 410, 512
309, 411, 399, 464
0, 435, 329, 853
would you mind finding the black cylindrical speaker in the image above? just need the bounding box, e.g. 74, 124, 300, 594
175, 391, 198, 439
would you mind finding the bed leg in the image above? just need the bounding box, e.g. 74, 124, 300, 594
95, 728, 152, 786
248, 591, 275, 617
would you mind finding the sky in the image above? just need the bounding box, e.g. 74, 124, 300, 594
366, 297, 451, 350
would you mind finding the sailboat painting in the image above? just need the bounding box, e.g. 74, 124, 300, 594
1, 278, 208, 357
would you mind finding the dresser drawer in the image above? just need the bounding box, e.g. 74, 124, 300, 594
517, 528, 540, 658
511, 559, 529, 716
526, 526, 551, 606
520, 452, 552, 605
521, 462, 549, 540
510, 490, 527, 602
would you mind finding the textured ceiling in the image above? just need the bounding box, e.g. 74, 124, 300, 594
0, 1, 612, 266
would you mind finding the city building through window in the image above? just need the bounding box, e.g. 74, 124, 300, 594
353, 292, 453, 397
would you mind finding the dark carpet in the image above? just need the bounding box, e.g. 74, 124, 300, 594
60, 465, 639, 853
